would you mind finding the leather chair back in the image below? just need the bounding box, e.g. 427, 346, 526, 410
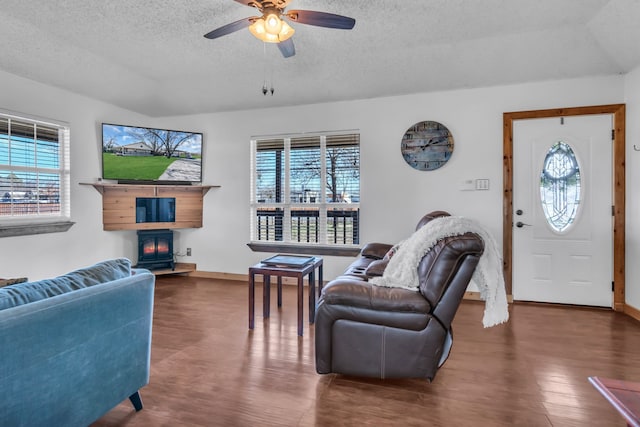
418, 233, 484, 327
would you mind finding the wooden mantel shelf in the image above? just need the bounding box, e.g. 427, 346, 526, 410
80, 182, 220, 231
81, 182, 219, 195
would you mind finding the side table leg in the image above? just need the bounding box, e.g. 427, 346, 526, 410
277, 276, 282, 308
263, 275, 271, 318
309, 270, 316, 324
297, 274, 303, 336
249, 271, 255, 330
318, 263, 324, 296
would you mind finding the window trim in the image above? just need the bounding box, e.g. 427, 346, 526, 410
0, 109, 73, 237
0, 220, 75, 238
249, 130, 360, 252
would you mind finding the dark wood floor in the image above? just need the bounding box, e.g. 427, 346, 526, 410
93, 275, 640, 426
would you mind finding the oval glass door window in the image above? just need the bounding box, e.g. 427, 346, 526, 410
401, 121, 454, 171
539, 141, 581, 233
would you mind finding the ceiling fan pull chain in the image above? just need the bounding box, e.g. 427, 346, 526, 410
270, 61, 275, 95
262, 42, 269, 95
260, 42, 275, 96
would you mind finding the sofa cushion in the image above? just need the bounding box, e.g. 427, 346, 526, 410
0, 258, 131, 311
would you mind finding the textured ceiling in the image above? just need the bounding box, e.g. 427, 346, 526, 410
1, 0, 639, 117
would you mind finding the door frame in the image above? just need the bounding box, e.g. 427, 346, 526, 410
503, 104, 626, 310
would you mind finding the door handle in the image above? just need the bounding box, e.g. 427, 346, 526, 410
516, 221, 531, 228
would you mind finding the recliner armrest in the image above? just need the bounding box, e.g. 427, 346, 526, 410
320, 279, 431, 313
359, 242, 393, 259
364, 259, 388, 277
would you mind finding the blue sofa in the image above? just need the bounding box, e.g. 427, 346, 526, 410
0, 258, 155, 427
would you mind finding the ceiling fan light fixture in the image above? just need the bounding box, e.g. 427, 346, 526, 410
249, 15, 294, 43
204, 1, 355, 58
278, 21, 294, 40
265, 13, 283, 35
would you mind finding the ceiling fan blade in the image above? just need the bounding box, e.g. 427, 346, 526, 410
204, 17, 254, 39
278, 38, 295, 58
285, 10, 356, 30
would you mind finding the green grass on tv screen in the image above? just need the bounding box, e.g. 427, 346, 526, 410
102, 153, 176, 180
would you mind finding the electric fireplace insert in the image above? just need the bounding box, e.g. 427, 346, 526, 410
136, 229, 174, 270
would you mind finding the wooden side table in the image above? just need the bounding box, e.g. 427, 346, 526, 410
248, 257, 323, 336
589, 376, 640, 426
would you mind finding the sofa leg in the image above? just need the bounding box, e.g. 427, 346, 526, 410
129, 391, 143, 411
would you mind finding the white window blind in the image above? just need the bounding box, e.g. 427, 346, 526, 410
0, 111, 71, 222
251, 132, 360, 247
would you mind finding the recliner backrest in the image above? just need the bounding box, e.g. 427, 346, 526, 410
417, 233, 484, 327
415, 210, 451, 231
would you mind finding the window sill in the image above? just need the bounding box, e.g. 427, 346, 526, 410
0, 221, 75, 238
247, 242, 361, 257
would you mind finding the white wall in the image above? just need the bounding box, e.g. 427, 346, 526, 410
165, 76, 625, 282
625, 65, 640, 309
1, 69, 633, 306
0, 70, 155, 279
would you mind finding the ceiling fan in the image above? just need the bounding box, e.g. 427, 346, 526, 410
204, 0, 356, 58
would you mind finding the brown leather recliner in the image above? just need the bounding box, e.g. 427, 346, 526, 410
314, 211, 484, 381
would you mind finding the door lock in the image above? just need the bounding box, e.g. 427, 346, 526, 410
516, 221, 531, 228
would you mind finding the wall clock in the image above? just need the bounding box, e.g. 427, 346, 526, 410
401, 120, 454, 171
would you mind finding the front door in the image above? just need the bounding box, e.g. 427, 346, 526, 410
512, 115, 613, 307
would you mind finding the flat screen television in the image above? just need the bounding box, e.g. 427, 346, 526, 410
101, 123, 203, 184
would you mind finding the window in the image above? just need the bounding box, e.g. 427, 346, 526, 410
0, 111, 71, 228
250, 132, 360, 248
539, 141, 581, 233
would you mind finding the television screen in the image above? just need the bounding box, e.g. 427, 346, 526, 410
101, 123, 203, 184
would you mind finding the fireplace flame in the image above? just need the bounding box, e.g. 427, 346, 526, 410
143, 239, 170, 255
157, 241, 169, 254
143, 242, 156, 255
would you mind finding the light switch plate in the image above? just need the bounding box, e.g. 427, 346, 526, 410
475, 179, 490, 190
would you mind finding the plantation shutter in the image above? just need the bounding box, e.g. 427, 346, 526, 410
254, 139, 284, 241
325, 134, 360, 245
290, 136, 321, 203
325, 134, 359, 204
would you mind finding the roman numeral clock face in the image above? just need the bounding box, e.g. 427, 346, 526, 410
401, 121, 454, 171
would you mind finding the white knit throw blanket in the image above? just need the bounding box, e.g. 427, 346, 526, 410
369, 216, 509, 328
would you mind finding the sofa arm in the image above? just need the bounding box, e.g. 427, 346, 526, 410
360, 242, 393, 259
0, 272, 155, 426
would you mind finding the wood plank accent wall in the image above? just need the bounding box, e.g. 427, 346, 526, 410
83, 183, 217, 231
